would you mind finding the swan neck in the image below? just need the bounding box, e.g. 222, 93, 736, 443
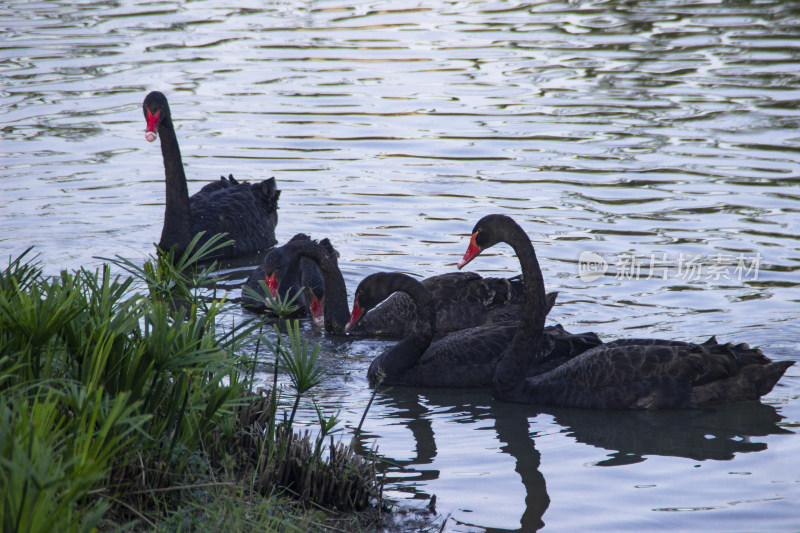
507, 223, 547, 356
158, 117, 192, 252
368, 275, 434, 382
292, 242, 350, 334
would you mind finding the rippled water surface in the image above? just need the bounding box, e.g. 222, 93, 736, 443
2, 0, 800, 530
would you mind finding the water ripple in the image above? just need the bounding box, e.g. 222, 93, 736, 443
2, 0, 800, 530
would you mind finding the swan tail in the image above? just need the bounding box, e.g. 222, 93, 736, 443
256, 176, 281, 213
692, 360, 794, 405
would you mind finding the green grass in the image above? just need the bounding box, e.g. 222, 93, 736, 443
0, 237, 382, 532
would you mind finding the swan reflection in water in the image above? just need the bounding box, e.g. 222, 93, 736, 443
352, 387, 791, 532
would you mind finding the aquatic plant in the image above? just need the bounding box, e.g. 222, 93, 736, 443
0, 388, 147, 533
0, 240, 382, 530
103, 231, 232, 312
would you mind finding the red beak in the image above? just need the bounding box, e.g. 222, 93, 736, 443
457, 233, 482, 269
310, 294, 324, 327
345, 301, 364, 333
145, 109, 160, 142
265, 272, 279, 298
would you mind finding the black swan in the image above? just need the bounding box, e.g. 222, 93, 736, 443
249, 237, 351, 334
242, 233, 331, 325
143, 91, 280, 259
254, 237, 559, 337
458, 214, 795, 409
345, 272, 602, 387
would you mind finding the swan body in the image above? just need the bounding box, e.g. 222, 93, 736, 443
347, 272, 602, 388
353, 271, 556, 337
459, 214, 794, 409
522, 336, 793, 409
143, 91, 279, 259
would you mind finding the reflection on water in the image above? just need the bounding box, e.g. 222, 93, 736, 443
2, 0, 800, 530
550, 401, 790, 464
353, 388, 792, 532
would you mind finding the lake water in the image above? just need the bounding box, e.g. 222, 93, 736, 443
2, 0, 799, 530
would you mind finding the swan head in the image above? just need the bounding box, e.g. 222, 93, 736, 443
458, 214, 515, 269
346, 272, 397, 333
143, 91, 170, 142
260, 239, 301, 297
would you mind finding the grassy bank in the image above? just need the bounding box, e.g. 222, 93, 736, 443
0, 237, 383, 532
